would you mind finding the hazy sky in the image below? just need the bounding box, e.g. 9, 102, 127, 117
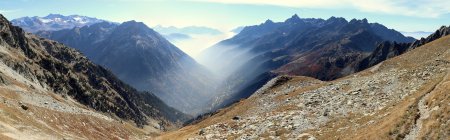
1, 0, 449, 32
1, 0, 449, 57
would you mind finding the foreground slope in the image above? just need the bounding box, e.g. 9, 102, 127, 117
161, 34, 450, 139
0, 14, 188, 139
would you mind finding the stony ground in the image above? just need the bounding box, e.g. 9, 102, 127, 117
159, 35, 450, 140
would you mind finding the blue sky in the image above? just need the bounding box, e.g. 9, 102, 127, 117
1, 0, 449, 32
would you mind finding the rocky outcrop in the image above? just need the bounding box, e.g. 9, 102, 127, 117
0, 14, 189, 128
408, 25, 450, 50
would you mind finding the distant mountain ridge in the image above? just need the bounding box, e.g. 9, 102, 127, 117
11, 14, 109, 33
37, 20, 217, 115
200, 14, 416, 111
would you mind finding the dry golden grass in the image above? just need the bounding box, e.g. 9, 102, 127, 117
311, 73, 445, 140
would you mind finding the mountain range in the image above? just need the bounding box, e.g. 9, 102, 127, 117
11, 14, 109, 33
199, 14, 416, 110
36, 20, 217, 115
0, 14, 189, 139
162, 26, 450, 139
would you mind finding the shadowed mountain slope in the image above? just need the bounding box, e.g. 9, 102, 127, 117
37, 21, 217, 115
0, 14, 188, 131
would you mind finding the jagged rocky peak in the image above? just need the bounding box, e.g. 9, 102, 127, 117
263, 19, 275, 25
432, 25, 450, 38
349, 18, 369, 25
361, 18, 368, 23
409, 25, 450, 49
326, 16, 348, 24
285, 14, 303, 23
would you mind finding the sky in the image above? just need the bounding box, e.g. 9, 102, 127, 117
1, 0, 449, 57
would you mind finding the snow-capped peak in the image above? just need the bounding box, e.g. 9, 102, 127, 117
11, 14, 109, 33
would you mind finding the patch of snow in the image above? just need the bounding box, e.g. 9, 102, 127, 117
38, 18, 52, 24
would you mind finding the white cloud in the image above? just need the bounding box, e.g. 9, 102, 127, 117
349, 0, 450, 18
400, 31, 433, 39
169, 31, 236, 58
189, 0, 344, 8
189, 0, 450, 18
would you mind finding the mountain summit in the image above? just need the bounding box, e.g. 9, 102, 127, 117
285, 14, 302, 24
